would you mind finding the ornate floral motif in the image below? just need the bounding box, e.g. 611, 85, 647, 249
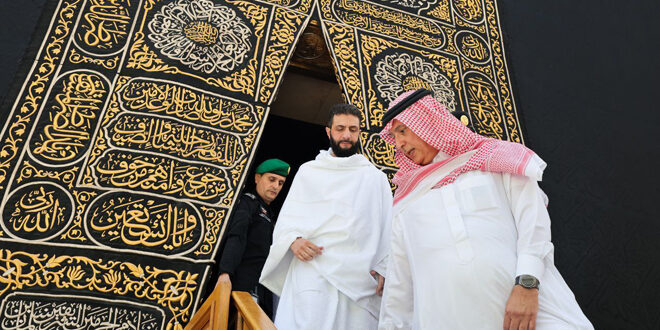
68, 48, 119, 69
426, 0, 451, 23
194, 207, 227, 256
16, 161, 79, 190
147, 0, 253, 74
60, 190, 96, 242
0, 0, 83, 192
0, 249, 198, 329
485, 0, 522, 142
374, 52, 456, 111
325, 22, 367, 128
259, 8, 305, 103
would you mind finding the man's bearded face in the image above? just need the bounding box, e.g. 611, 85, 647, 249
326, 114, 361, 157
329, 134, 360, 157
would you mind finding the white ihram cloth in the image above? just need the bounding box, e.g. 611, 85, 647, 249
379, 153, 593, 330
260, 149, 393, 329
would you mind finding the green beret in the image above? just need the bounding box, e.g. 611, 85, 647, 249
256, 158, 290, 177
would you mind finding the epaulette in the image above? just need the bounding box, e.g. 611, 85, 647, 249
243, 192, 257, 200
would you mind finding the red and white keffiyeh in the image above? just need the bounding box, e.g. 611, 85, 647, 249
379, 90, 546, 205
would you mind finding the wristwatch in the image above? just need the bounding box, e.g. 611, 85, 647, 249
515, 275, 540, 290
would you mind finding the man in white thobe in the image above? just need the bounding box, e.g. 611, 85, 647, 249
260, 104, 392, 329
377, 89, 593, 330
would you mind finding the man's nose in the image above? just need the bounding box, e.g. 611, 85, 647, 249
394, 136, 405, 150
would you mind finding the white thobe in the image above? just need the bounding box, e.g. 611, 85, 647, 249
260, 149, 393, 330
379, 157, 593, 329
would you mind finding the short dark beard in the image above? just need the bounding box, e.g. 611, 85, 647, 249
329, 135, 359, 157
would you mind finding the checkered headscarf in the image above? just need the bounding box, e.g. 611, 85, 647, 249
379, 90, 546, 204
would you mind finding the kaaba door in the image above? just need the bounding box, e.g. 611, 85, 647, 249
246, 21, 345, 213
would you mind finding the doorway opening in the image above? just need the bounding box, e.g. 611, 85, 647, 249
246, 20, 344, 212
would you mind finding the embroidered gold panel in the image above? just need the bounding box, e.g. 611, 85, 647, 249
0, 1, 312, 328
318, 0, 524, 178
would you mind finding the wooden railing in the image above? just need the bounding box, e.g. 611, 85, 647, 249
185, 282, 276, 330
185, 281, 231, 330
231, 291, 277, 330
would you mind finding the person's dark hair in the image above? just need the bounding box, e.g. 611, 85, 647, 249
327, 103, 362, 127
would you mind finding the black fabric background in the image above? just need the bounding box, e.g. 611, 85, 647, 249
1, 1, 658, 328
497, 1, 660, 328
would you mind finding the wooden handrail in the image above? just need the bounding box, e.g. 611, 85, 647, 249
231, 291, 277, 330
186, 283, 276, 330
185, 281, 231, 330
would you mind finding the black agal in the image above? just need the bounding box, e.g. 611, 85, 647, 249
381, 88, 432, 125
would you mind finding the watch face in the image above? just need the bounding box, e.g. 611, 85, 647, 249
519, 275, 538, 288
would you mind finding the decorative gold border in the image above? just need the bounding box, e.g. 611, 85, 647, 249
0, 0, 83, 192
0, 248, 198, 330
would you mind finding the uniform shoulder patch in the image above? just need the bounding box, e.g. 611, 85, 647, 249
259, 206, 272, 222
244, 192, 257, 200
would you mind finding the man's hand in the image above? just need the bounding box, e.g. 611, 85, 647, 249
370, 270, 385, 296
503, 285, 539, 330
215, 273, 231, 288
290, 238, 323, 261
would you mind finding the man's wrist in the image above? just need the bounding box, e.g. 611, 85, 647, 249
290, 236, 302, 246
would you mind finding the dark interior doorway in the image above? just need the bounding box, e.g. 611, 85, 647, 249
241, 21, 344, 214
206, 20, 343, 297
247, 113, 329, 213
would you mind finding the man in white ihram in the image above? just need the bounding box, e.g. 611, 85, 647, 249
378, 89, 593, 330
260, 104, 392, 329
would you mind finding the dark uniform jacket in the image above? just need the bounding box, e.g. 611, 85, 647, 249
216, 190, 274, 315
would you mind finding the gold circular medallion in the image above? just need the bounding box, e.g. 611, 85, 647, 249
460, 115, 470, 126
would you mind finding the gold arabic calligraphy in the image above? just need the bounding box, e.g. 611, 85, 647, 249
95, 150, 228, 203
89, 195, 199, 250
79, 0, 133, 51
119, 80, 257, 133
32, 73, 107, 163
109, 114, 241, 166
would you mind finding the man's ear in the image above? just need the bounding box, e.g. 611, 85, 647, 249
325, 126, 331, 139
255, 173, 261, 184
